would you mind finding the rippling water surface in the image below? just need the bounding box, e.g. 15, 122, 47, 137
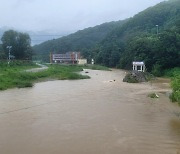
0, 69, 180, 154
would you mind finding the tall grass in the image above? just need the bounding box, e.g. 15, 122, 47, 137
0, 63, 90, 90
0, 62, 112, 90
0, 61, 38, 90
164, 68, 180, 103
170, 75, 180, 103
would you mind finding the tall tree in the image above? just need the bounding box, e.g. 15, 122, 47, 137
1, 30, 32, 60
0, 44, 5, 59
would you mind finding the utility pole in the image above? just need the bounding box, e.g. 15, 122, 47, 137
6, 46, 12, 64
50, 52, 53, 64
156, 25, 159, 35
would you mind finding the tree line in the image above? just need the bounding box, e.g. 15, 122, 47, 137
0, 30, 32, 60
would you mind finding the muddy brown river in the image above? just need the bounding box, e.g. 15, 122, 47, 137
0, 69, 180, 154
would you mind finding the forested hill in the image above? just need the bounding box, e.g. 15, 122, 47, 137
94, 0, 180, 72
33, 0, 180, 74
33, 20, 128, 61
99, 0, 180, 45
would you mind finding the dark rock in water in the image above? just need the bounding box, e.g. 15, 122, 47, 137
148, 93, 159, 98
123, 71, 152, 83
85, 71, 89, 74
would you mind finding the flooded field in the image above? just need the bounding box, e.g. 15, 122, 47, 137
0, 69, 180, 154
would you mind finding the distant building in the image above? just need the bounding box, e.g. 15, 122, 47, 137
50, 52, 80, 64
50, 52, 87, 65
78, 59, 87, 65
132, 61, 145, 72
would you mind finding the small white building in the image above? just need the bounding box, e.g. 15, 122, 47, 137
91, 59, 94, 65
78, 59, 87, 65
132, 61, 145, 72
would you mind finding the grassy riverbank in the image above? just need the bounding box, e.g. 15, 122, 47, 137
164, 68, 180, 103
0, 62, 110, 90
0, 62, 91, 90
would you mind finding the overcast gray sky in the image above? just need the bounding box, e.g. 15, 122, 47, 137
0, 0, 165, 34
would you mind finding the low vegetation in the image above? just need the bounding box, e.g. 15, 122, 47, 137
0, 62, 110, 90
0, 62, 88, 90
170, 75, 180, 103
164, 68, 180, 104
0, 61, 38, 90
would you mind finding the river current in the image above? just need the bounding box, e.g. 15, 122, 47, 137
0, 69, 180, 154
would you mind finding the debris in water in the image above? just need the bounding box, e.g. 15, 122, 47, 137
148, 93, 159, 98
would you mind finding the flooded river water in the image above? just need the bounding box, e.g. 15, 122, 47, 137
0, 69, 180, 154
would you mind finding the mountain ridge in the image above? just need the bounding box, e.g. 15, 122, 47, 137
31, 0, 180, 72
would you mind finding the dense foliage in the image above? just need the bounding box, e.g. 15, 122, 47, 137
171, 74, 180, 103
119, 27, 180, 74
95, 0, 180, 70
164, 68, 180, 103
0, 44, 4, 59
0, 30, 32, 60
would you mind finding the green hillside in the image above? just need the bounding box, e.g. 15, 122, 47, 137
33, 20, 128, 62
33, 0, 180, 73
94, 0, 180, 70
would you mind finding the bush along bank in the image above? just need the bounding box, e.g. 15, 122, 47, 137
166, 68, 180, 104
170, 75, 180, 103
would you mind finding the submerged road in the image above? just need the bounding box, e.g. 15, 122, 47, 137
0, 69, 180, 154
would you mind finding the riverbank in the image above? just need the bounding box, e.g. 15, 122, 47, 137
164, 68, 180, 103
0, 62, 110, 90
0, 61, 39, 90
0, 63, 89, 90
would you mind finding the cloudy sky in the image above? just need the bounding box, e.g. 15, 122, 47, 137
0, 0, 165, 34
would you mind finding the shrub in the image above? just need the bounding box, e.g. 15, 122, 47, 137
152, 64, 163, 77
170, 75, 180, 103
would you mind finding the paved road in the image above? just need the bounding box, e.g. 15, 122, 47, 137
25, 63, 48, 72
